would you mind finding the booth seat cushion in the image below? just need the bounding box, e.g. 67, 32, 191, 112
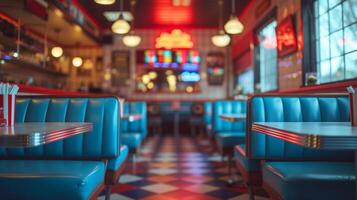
262, 161, 355, 200
215, 131, 245, 149
0, 160, 105, 200
234, 144, 260, 172
107, 145, 129, 171
122, 133, 142, 149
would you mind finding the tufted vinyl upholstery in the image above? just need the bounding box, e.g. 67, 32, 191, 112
121, 101, 147, 139
204, 102, 212, 134
2, 97, 120, 160
213, 100, 246, 134
248, 96, 353, 160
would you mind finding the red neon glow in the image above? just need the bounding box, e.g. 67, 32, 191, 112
276, 16, 298, 57
154, 0, 193, 25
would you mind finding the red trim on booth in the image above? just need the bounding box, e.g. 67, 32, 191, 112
278, 79, 357, 93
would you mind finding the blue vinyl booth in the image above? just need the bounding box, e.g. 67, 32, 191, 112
121, 101, 147, 154
0, 96, 128, 200
203, 102, 212, 136
212, 100, 246, 179
234, 94, 354, 200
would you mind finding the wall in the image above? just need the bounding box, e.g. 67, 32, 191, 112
232, 0, 303, 91
103, 28, 231, 101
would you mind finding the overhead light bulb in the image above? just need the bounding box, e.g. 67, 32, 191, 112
122, 33, 142, 47
94, 0, 116, 5
51, 46, 63, 58
72, 57, 83, 67
224, 15, 244, 34
211, 31, 231, 47
112, 16, 131, 34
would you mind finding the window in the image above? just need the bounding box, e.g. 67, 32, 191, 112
255, 20, 278, 92
309, 0, 357, 84
237, 68, 254, 94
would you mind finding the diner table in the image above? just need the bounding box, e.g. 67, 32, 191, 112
0, 122, 92, 147
121, 114, 142, 122
219, 113, 246, 184
252, 122, 357, 199
219, 114, 246, 122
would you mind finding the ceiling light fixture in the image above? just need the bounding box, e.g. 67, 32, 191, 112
211, 30, 231, 47
94, 0, 116, 5
211, 0, 231, 47
224, 0, 244, 34
72, 57, 83, 67
122, 0, 142, 47
112, 0, 131, 34
51, 29, 63, 58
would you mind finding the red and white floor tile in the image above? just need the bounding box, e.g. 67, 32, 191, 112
98, 136, 270, 200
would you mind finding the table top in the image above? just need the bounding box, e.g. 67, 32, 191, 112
252, 122, 357, 149
122, 114, 142, 122
219, 114, 246, 122
0, 122, 92, 148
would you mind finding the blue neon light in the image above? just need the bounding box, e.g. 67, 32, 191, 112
181, 71, 200, 82
182, 63, 199, 72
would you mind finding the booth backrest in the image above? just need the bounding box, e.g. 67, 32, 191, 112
121, 101, 147, 137
204, 102, 212, 126
213, 100, 247, 133
247, 95, 353, 161
0, 96, 120, 160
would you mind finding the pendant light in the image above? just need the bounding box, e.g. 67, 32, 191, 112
224, 0, 244, 34
51, 29, 63, 58
72, 43, 83, 67
112, 0, 131, 34
122, 0, 141, 47
211, 0, 231, 47
94, 0, 116, 5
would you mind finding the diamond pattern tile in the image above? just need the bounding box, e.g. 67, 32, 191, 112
98, 136, 269, 200
141, 183, 178, 194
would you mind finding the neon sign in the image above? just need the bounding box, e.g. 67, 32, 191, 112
155, 29, 194, 49
181, 71, 200, 82
275, 16, 298, 57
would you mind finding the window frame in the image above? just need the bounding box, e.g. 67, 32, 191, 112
302, 0, 357, 86
253, 8, 279, 92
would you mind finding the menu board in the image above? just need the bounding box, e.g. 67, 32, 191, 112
206, 52, 225, 85
112, 51, 130, 86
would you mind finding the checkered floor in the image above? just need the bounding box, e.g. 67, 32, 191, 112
98, 136, 269, 200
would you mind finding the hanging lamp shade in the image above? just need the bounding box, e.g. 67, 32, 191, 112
72, 56, 83, 67
112, 17, 131, 34
51, 46, 63, 58
122, 33, 141, 47
224, 15, 244, 34
211, 31, 231, 47
94, 0, 116, 5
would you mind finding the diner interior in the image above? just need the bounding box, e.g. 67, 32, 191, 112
0, 0, 357, 199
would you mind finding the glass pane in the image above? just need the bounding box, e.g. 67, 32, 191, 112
345, 51, 357, 79
343, 0, 357, 27
330, 56, 345, 81
329, 0, 341, 8
329, 5, 342, 33
320, 60, 331, 83
316, 39, 321, 61
330, 30, 343, 57
319, 0, 329, 15
344, 23, 357, 53
319, 13, 329, 37
320, 36, 330, 60
258, 20, 277, 92
314, 1, 319, 18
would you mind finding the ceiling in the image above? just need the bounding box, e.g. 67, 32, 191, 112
77, 0, 251, 29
